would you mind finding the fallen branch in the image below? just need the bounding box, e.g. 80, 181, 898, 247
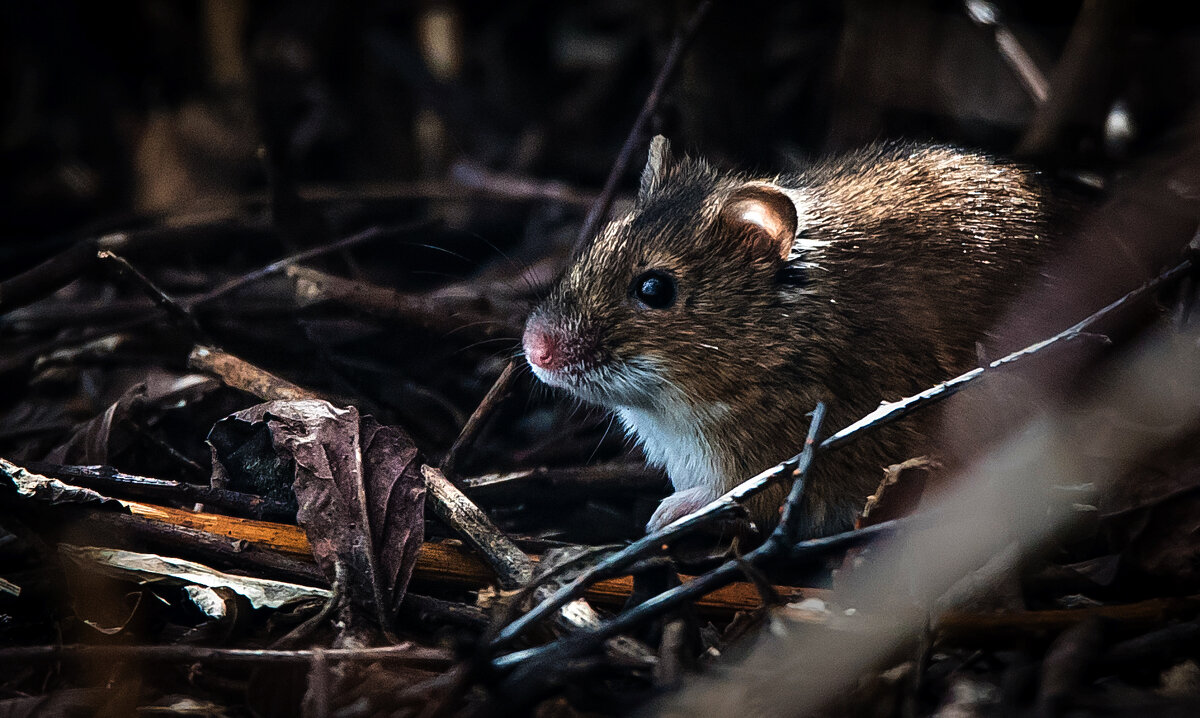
461, 462, 667, 500
0, 643, 454, 667
286, 265, 525, 340
422, 464, 532, 589
188, 345, 328, 403
441, 360, 518, 479
18, 461, 294, 520
29, 494, 804, 615
97, 250, 208, 342
189, 220, 431, 308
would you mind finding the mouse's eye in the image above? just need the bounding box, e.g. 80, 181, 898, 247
630, 270, 677, 309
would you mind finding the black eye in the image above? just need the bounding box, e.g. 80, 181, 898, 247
631, 270, 677, 309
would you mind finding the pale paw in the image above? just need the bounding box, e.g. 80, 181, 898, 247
646, 487, 719, 532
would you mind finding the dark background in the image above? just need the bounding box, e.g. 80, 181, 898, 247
6, 1, 1200, 252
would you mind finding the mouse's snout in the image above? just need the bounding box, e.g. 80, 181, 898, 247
522, 314, 602, 376
522, 317, 564, 371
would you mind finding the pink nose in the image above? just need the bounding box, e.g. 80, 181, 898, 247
523, 320, 564, 371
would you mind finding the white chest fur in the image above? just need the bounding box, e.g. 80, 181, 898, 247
616, 402, 728, 493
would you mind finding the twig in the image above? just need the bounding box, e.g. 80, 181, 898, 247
399, 593, 489, 630
306, 647, 331, 718
574, 0, 717, 249
125, 419, 210, 480
97, 250, 209, 342
1102, 616, 1200, 668
654, 619, 687, 688
441, 360, 518, 479
188, 220, 432, 308
19, 461, 294, 519
936, 595, 1200, 645
0, 644, 454, 666
422, 465, 533, 589
285, 265, 525, 340
19, 492, 811, 615
964, 0, 1049, 102
449, 163, 598, 207
1036, 618, 1105, 716
819, 257, 1194, 452
1015, 0, 1125, 157
59, 505, 329, 587
187, 345, 328, 403
461, 462, 667, 499
0, 230, 160, 314
490, 403, 825, 651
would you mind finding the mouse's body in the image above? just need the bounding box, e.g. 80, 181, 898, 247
524, 137, 1053, 537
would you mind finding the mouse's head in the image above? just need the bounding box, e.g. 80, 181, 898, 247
523, 136, 812, 411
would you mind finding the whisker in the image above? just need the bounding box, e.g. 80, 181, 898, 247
441, 320, 513, 339
408, 242, 478, 266
458, 229, 544, 297
452, 337, 522, 355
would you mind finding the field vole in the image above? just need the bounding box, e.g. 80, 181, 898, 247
524, 136, 1052, 537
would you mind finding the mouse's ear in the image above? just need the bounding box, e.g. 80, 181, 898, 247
719, 183, 798, 261
638, 135, 674, 204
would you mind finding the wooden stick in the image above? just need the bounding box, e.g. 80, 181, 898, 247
422, 465, 532, 589
188, 345, 321, 403
0, 643, 454, 666
115, 499, 814, 614
441, 360, 518, 479
19, 461, 294, 519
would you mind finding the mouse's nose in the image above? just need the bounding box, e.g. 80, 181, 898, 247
523, 319, 564, 371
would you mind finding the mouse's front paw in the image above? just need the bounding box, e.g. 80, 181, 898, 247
646, 487, 719, 532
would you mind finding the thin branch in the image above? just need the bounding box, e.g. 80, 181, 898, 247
964, 0, 1049, 103
461, 462, 668, 501
188, 220, 432, 308
441, 360, 518, 479
819, 257, 1194, 452
574, 0, 717, 250
422, 465, 533, 589
188, 345, 329, 403
19, 461, 294, 520
1014, 0, 1125, 157
97, 250, 208, 342
0, 227, 225, 315
0, 644, 454, 666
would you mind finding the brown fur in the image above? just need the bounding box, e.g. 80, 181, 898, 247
526, 139, 1054, 537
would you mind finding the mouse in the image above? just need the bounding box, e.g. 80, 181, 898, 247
523, 136, 1054, 538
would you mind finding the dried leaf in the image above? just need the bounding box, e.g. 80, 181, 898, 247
0, 688, 109, 718
0, 457, 123, 508
43, 374, 219, 464
208, 400, 425, 628
59, 544, 331, 609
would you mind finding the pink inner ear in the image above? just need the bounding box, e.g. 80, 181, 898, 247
738, 201, 789, 241
722, 186, 797, 261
